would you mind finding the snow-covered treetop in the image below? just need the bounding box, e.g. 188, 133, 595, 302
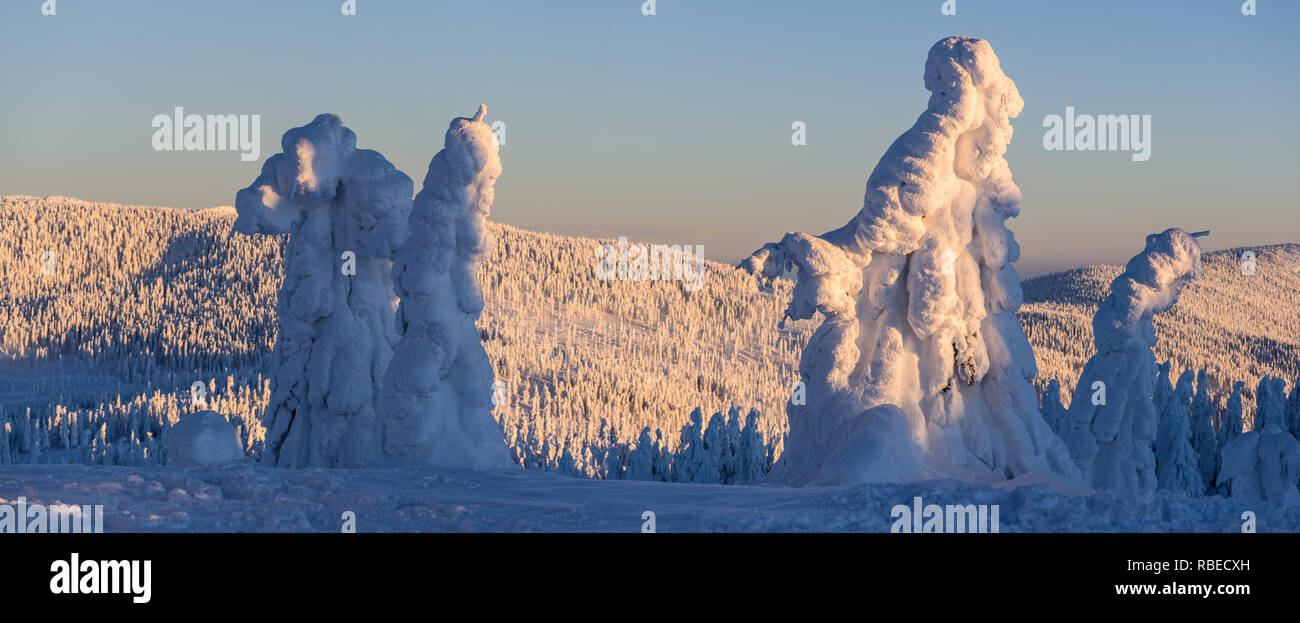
1095, 228, 1208, 349
233, 113, 413, 258
823, 35, 1024, 259
404, 104, 502, 315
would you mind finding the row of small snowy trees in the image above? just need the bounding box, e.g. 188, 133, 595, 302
1041, 368, 1300, 503
503, 405, 774, 483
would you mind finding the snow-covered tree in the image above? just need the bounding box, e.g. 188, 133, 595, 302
672, 408, 705, 482
379, 105, 512, 469
1156, 371, 1202, 496
1153, 361, 1173, 423
724, 405, 743, 483
1063, 228, 1208, 496
738, 408, 768, 482
1039, 379, 1068, 436
704, 411, 729, 483
1219, 382, 1246, 450
1219, 377, 1300, 505
1286, 374, 1300, 439
1189, 370, 1219, 493
235, 114, 413, 468
741, 36, 1078, 486
652, 428, 672, 481
625, 426, 656, 480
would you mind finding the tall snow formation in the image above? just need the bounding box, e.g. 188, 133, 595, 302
235, 114, 413, 468
378, 105, 512, 468
1219, 377, 1300, 505
741, 37, 1077, 486
1063, 228, 1207, 496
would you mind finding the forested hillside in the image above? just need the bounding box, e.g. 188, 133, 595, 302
2, 195, 1296, 473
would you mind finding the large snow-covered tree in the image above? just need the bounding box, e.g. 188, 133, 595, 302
234, 114, 413, 468
378, 106, 513, 469
740, 36, 1077, 486
1063, 228, 1208, 496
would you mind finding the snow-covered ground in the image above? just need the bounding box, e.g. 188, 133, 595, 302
3, 463, 1295, 532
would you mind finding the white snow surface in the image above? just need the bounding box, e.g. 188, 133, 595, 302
235, 114, 414, 468
167, 411, 244, 468
742, 36, 1076, 486
1, 463, 1292, 532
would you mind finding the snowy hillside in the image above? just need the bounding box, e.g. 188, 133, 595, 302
1, 195, 1296, 472
0, 195, 811, 471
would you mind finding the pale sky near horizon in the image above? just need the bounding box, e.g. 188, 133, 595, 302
1, 0, 1296, 276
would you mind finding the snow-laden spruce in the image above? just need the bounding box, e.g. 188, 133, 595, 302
235, 114, 413, 468
740, 36, 1078, 486
1189, 370, 1220, 493
1155, 371, 1203, 496
1219, 377, 1300, 505
1039, 379, 1068, 436
378, 106, 513, 468
1062, 228, 1208, 496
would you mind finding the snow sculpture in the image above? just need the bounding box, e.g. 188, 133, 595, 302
1219, 377, 1300, 505
378, 105, 512, 468
740, 37, 1078, 486
1063, 228, 1208, 496
168, 411, 245, 467
235, 114, 413, 468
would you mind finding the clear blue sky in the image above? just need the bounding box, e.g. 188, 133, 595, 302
2, 0, 1296, 275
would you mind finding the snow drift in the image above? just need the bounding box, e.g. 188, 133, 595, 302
378, 105, 513, 468
1063, 228, 1208, 496
742, 36, 1078, 486
168, 410, 244, 467
235, 114, 413, 468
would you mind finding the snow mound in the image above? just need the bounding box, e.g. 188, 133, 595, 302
743, 36, 1078, 486
168, 411, 244, 467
